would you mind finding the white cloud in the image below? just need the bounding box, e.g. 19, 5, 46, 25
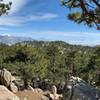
0, 13, 58, 26
30, 13, 58, 20
0, 0, 58, 26
0, 16, 22, 26
3, 0, 26, 14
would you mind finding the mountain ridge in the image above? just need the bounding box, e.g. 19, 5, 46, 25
0, 34, 100, 47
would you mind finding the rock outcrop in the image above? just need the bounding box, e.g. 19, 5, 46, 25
0, 85, 19, 100
63, 76, 100, 100
0, 68, 12, 87
0, 68, 18, 93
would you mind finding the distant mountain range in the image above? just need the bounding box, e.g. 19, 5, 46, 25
0, 35, 33, 45
0, 34, 99, 47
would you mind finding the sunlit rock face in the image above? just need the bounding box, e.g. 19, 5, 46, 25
0, 85, 19, 100
0, 68, 18, 93
63, 76, 100, 100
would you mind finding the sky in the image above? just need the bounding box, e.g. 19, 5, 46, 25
0, 0, 100, 46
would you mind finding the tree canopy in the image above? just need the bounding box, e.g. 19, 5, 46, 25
0, 41, 100, 88
61, 0, 100, 30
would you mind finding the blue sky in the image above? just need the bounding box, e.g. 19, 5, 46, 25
0, 0, 100, 46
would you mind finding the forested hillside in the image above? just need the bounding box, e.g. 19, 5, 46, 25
0, 41, 100, 88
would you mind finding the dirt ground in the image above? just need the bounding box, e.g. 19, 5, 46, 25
16, 90, 43, 100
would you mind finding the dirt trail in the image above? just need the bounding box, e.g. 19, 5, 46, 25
16, 90, 42, 100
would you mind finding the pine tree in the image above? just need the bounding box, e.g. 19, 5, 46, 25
61, 0, 100, 30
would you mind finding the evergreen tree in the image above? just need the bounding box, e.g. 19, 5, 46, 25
61, 0, 100, 29
0, 0, 12, 16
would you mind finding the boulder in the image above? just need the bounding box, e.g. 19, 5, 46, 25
0, 68, 18, 93
63, 76, 100, 100
0, 68, 12, 87
0, 85, 19, 100
0, 68, 16, 87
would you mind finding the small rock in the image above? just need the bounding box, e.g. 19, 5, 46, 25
28, 85, 34, 92
9, 83, 18, 93
41, 95, 49, 100
49, 85, 63, 100
52, 85, 57, 94
49, 93, 63, 100
34, 88, 43, 94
